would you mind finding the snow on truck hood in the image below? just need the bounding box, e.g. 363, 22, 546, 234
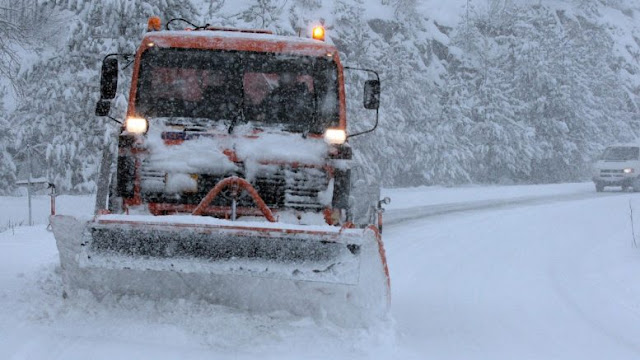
143, 122, 330, 174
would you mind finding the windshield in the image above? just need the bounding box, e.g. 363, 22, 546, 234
135, 48, 339, 133
601, 146, 639, 161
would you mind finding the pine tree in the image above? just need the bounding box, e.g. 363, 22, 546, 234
331, 0, 388, 183
287, 0, 321, 36
4, 0, 639, 190
8, 0, 199, 193
239, 0, 286, 32
425, 70, 475, 184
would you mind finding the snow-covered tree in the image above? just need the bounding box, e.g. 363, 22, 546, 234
0, 85, 16, 193
2, 0, 640, 190
8, 0, 199, 193
239, 0, 286, 32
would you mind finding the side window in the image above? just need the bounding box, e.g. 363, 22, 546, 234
243, 72, 276, 106
242, 72, 315, 123
150, 68, 206, 102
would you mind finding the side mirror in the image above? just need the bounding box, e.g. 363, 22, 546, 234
378, 196, 391, 207
95, 99, 112, 116
100, 57, 118, 100
363, 79, 380, 110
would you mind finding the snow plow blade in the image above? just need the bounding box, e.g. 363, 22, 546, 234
51, 214, 390, 325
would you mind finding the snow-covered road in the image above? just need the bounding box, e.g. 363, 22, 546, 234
388, 191, 640, 359
2, 183, 640, 359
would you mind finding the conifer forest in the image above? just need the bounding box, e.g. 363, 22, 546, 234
1, 0, 639, 193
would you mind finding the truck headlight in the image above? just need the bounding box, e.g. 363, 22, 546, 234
125, 117, 148, 134
324, 129, 346, 145
624, 168, 634, 174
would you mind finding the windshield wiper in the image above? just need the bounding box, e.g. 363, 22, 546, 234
227, 110, 238, 134
227, 97, 246, 134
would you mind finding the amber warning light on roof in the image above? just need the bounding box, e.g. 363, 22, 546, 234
312, 25, 325, 41
148, 16, 161, 31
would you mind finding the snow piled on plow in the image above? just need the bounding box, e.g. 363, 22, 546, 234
95, 213, 356, 233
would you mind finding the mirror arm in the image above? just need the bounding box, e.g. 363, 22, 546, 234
107, 115, 122, 125
123, 59, 135, 70
102, 53, 134, 62
102, 53, 118, 62
102, 52, 135, 70
347, 108, 378, 139
343, 66, 380, 139
344, 66, 379, 78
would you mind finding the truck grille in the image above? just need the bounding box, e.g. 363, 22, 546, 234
140, 168, 165, 193
140, 162, 330, 210
254, 167, 329, 209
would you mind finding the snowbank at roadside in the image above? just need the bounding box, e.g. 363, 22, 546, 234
382, 182, 594, 210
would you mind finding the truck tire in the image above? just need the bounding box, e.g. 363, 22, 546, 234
633, 179, 640, 192
595, 182, 604, 192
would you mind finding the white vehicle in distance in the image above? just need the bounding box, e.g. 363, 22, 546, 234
592, 144, 640, 192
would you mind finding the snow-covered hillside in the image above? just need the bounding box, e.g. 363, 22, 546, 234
3, 183, 640, 359
3, 0, 640, 193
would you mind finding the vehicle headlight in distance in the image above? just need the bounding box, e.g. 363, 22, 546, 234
324, 129, 346, 145
624, 168, 634, 174
125, 117, 148, 134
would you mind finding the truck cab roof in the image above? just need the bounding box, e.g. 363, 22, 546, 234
141, 30, 340, 58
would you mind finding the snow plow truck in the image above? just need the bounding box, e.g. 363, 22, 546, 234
51, 17, 390, 326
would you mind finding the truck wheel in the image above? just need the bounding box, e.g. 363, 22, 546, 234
595, 182, 604, 192
633, 179, 640, 192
